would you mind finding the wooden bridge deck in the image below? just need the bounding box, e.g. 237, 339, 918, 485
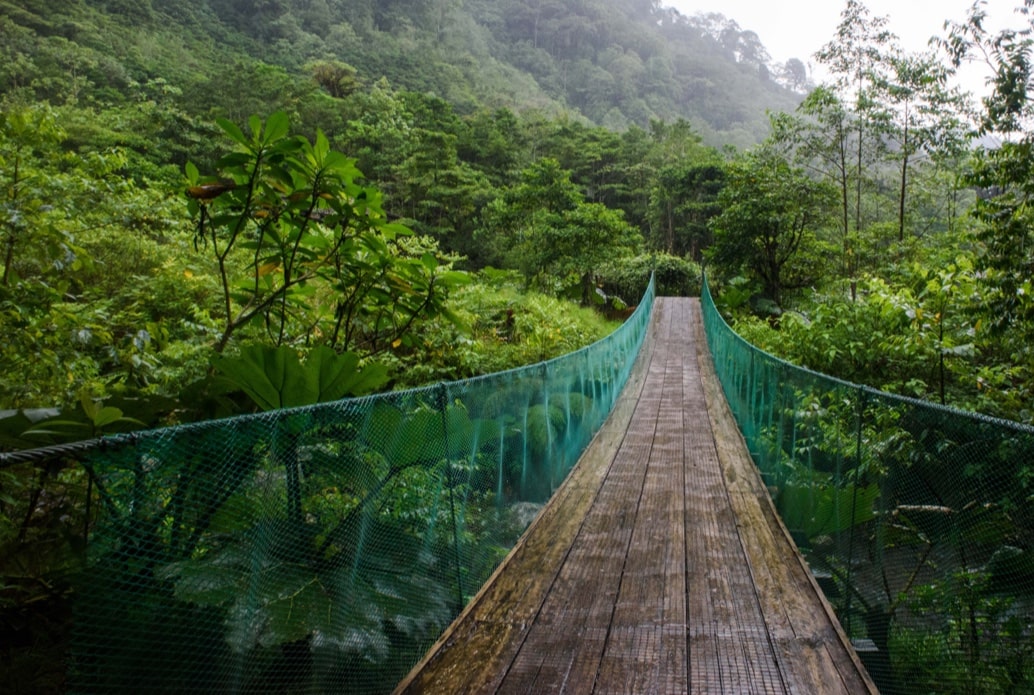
396, 298, 877, 694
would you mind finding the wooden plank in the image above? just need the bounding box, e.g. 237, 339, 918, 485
679, 301, 787, 694
676, 298, 773, 693
678, 298, 726, 693
504, 302, 673, 692
593, 299, 689, 692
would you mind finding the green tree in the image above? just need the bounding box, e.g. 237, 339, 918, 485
536, 201, 641, 305
816, 0, 897, 235
781, 57, 809, 92
771, 87, 854, 275
708, 147, 836, 306
478, 157, 581, 272
1, 106, 68, 287
386, 92, 496, 263
648, 161, 725, 259
186, 112, 466, 354
456, 108, 524, 187
306, 59, 361, 99
337, 80, 415, 198
396, 127, 491, 241
480, 157, 640, 303
941, 0, 1034, 410
875, 51, 969, 243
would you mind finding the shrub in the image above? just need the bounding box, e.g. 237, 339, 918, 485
598, 252, 701, 300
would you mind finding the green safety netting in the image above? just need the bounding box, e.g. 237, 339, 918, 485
1, 278, 654, 694
702, 277, 1034, 694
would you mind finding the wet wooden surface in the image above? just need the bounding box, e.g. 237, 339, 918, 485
396, 298, 877, 694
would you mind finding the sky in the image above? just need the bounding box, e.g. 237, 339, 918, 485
668, 0, 1026, 96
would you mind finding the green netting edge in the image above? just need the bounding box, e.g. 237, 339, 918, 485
57, 276, 655, 694
701, 274, 1034, 695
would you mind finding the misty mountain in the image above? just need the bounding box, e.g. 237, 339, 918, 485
1, 0, 802, 145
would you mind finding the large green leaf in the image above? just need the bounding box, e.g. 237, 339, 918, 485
307, 347, 389, 402
263, 111, 290, 144
159, 517, 450, 660
216, 117, 248, 147
778, 481, 879, 538
212, 345, 296, 411
365, 405, 444, 467
212, 345, 389, 411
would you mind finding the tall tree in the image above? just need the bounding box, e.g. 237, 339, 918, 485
816, 0, 897, 234
456, 108, 524, 187
941, 0, 1034, 342
875, 50, 969, 242
708, 146, 836, 306
771, 88, 853, 274
781, 58, 809, 92
306, 60, 360, 99
479, 157, 640, 302
648, 161, 724, 259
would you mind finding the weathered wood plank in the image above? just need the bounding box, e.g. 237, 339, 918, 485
594, 300, 689, 693
509, 303, 671, 693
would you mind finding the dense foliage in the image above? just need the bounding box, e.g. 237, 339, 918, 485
704, 1, 1034, 429
0, 0, 739, 428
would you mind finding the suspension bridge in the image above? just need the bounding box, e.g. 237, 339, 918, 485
6, 277, 1033, 694
395, 298, 875, 693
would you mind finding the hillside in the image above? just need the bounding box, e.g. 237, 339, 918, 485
0, 0, 801, 146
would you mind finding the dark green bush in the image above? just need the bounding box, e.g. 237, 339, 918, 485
599, 253, 701, 301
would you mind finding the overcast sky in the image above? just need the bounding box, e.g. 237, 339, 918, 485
668, 0, 1026, 96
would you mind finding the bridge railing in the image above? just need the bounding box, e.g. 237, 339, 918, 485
702, 278, 1034, 694
1, 277, 655, 694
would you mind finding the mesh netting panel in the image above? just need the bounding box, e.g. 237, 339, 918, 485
45, 277, 654, 694
702, 279, 1034, 694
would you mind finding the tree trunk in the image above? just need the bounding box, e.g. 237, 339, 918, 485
855, 127, 863, 235
666, 199, 674, 253
898, 119, 909, 243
